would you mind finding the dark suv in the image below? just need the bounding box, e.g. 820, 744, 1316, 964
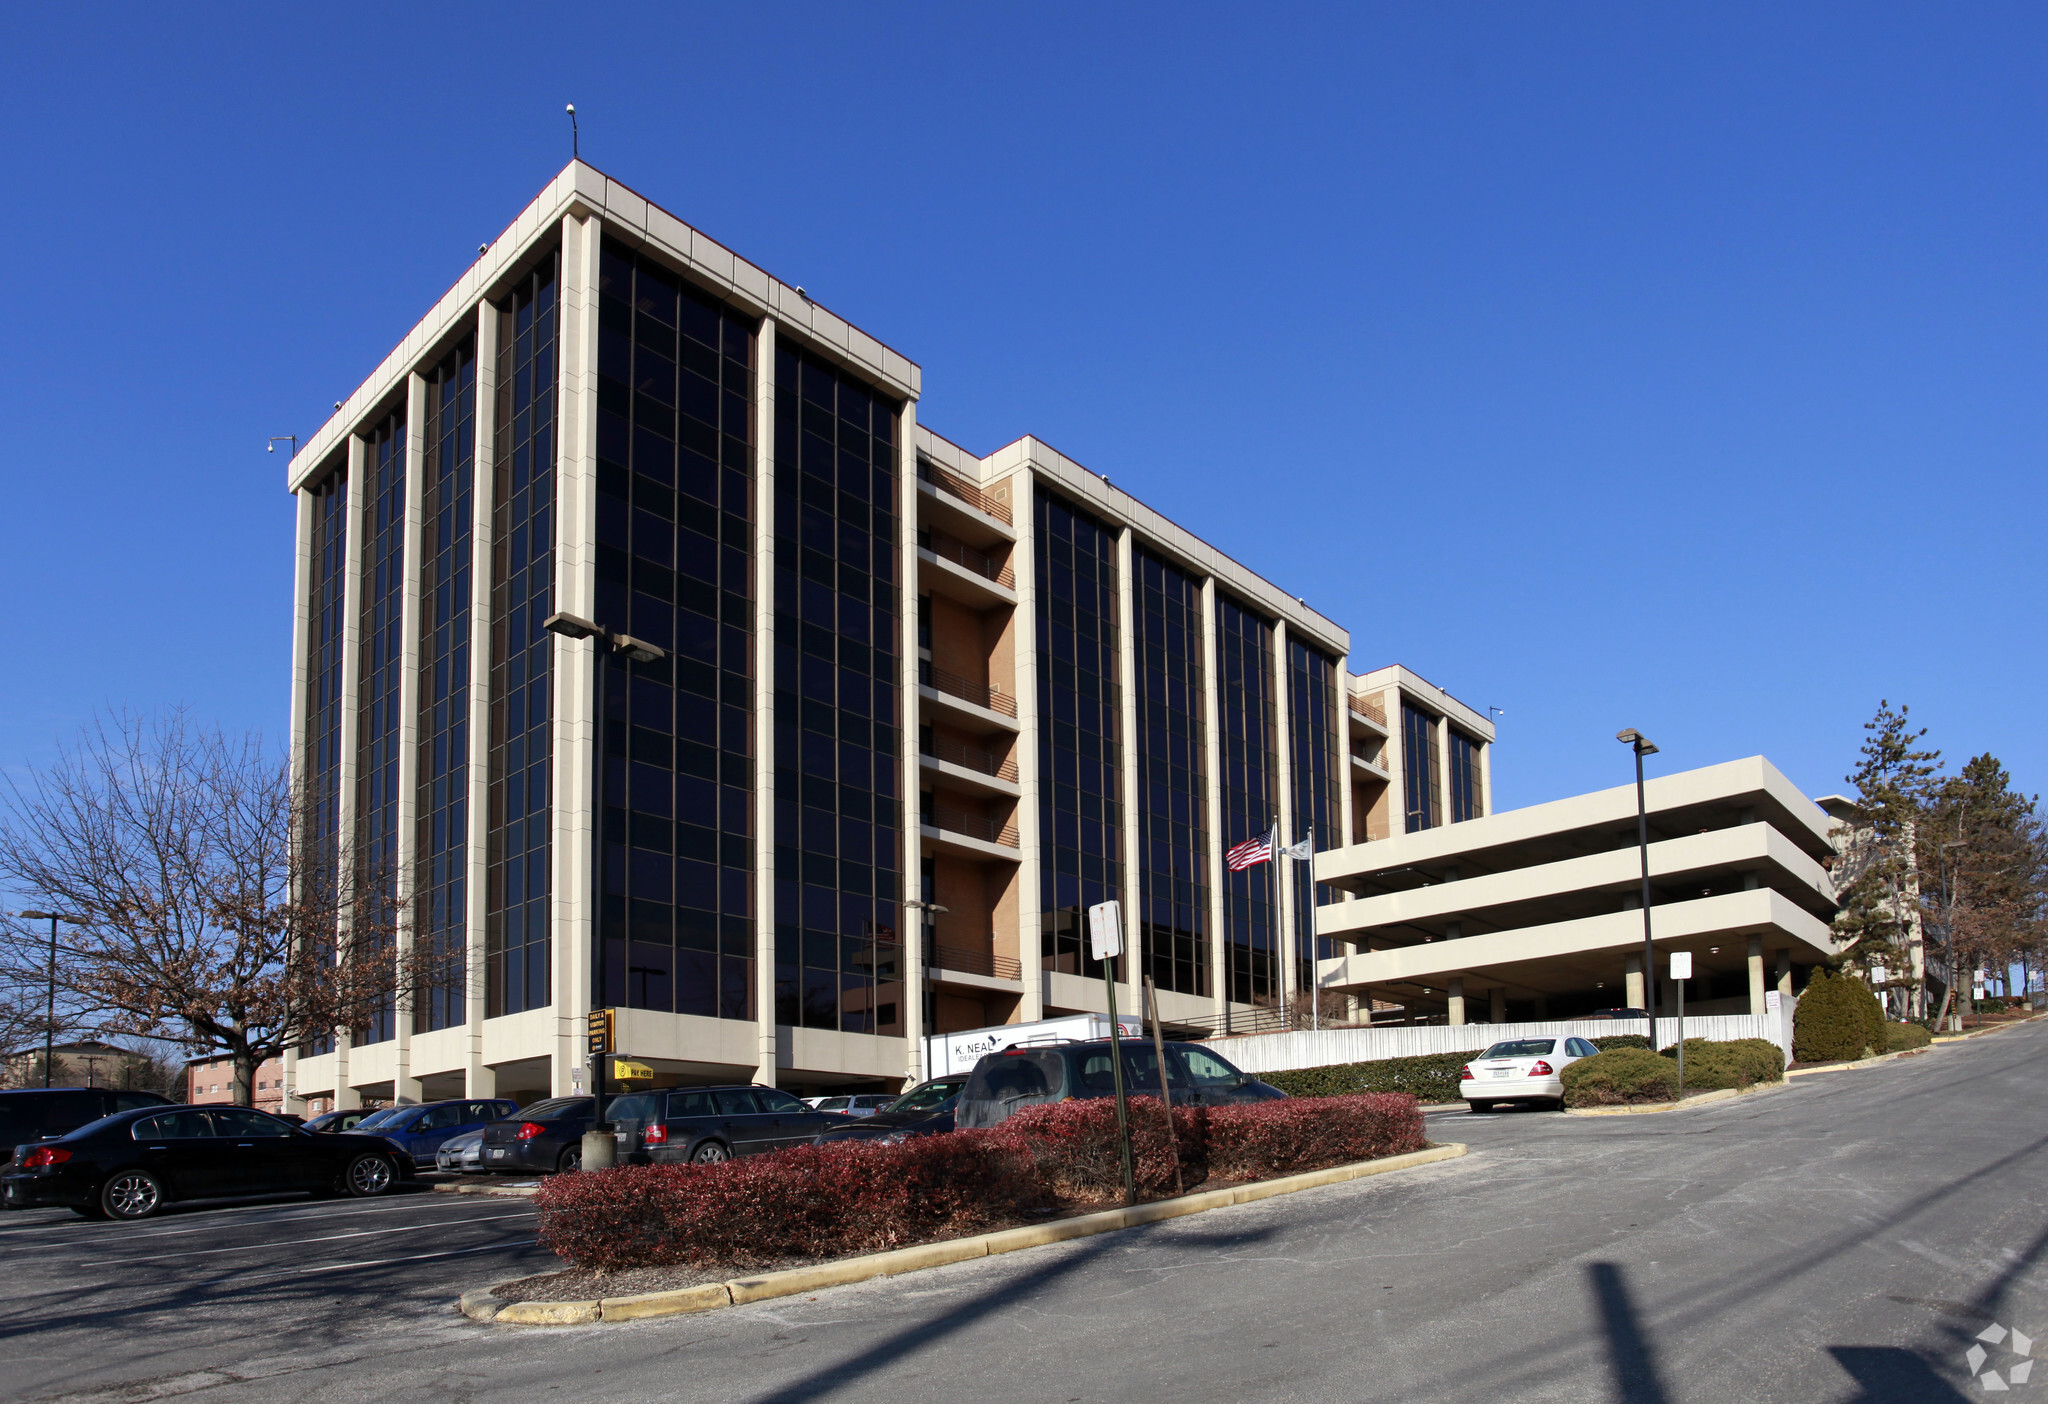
605, 1085, 836, 1165
953, 1039, 1284, 1129
0, 1088, 171, 1168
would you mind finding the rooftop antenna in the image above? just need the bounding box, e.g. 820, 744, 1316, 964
267, 436, 299, 457
567, 103, 578, 160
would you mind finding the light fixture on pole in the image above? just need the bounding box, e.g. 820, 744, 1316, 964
542, 610, 666, 1160
18, 910, 78, 1089
1615, 730, 1660, 1045
902, 900, 948, 1083
267, 436, 299, 457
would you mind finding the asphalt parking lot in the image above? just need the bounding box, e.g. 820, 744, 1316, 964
0, 1181, 548, 1402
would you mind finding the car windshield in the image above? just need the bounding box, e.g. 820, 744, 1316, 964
1481, 1040, 1557, 1059
351, 1107, 407, 1130
886, 1080, 963, 1113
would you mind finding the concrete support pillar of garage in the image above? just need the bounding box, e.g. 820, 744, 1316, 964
1625, 953, 1644, 1010
1447, 977, 1466, 1026
1490, 987, 1506, 1023
1776, 948, 1793, 999
1747, 935, 1767, 1014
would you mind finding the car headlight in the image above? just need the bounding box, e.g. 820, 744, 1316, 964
877, 1131, 908, 1146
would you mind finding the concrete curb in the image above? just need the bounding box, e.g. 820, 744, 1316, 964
459, 1142, 1468, 1326
1564, 1080, 1790, 1117
434, 1181, 540, 1197
1785, 1049, 1915, 1077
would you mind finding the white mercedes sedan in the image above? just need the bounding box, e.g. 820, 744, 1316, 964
1460, 1036, 1602, 1112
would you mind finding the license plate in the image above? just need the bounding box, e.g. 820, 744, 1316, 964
1491, 1070, 1512, 1079
488, 1148, 507, 1159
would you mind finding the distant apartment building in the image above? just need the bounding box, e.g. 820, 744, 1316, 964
185, 1055, 286, 1111
278, 162, 1493, 1111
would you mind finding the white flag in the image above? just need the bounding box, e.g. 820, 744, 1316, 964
1279, 828, 1313, 861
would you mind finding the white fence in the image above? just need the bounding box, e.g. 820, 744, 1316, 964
1208, 1009, 1794, 1076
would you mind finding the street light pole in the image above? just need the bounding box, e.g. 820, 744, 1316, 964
543, 611, 666, 1163
903, 899, 948, 1082
1615, 732, 1660, 1046
18, 911, 77, 1088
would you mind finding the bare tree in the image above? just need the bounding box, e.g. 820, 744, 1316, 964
0, 711, 446, 1106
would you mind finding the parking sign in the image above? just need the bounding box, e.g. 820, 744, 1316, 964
1088, 900, 1124, 961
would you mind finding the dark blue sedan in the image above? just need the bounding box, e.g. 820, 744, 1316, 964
345, 1099, 517, 1164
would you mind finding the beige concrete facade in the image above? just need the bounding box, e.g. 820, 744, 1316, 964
1313, 756, 1842, 1024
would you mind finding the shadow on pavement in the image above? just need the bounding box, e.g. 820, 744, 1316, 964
1588, 1262, 1669, 1404
1827, 1346, 1970, 1402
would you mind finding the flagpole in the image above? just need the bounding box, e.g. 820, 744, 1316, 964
1307, 826, 1318, 1034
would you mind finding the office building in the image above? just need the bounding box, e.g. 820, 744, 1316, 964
278, 162, 1492, 1109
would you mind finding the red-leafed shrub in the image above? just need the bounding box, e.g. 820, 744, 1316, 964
1202, 1094, 1425, 1180
536, 1092, 1429, 1271
535, 1129, 1043, 1271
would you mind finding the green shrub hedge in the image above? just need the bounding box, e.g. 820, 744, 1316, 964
1590, 1034, 1654, 1052
1887, 1021, 1933, 1051
1561, 1047, 1679, 1106
1794, 969, 1887, 1062
1658, 1037, 1785, 1090
1260, 1051, 1471, 1104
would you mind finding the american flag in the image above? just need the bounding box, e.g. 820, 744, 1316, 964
1225, 827, 1277, 872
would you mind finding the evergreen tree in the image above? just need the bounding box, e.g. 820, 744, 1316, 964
1924, 754, 2046, 1019
1832, 702, 1940, 1009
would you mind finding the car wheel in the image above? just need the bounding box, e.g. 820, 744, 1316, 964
1467, 1101, 1491, 1114
101, 1170, 166, 1220
342, 1153, 396, 1198
556, 1146, 582, 1174
690, 1140, 731, 1164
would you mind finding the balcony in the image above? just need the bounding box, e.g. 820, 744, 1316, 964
923, 799, 1019, 849
923, 731, 1017, 782
918, 459, 1013, 527
1350, 743, 1391, 779
919, 661, 1020, 732
920, 528, 1014, 589
1347, 694, 1389, 730
927, 940, 1024, 983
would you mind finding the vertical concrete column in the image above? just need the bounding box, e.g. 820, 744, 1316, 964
1114, 527, 1144, 1017
464, 300, 500, 1099
1624, 953, 1644, 1011
281, 485, 316, 1116
1490, 986, 1506, 1024
1747, 935, 1767, 1016
1012, 471, 1046, 1021
392, 370, 429, 1106
1335, 657, 1357, 847
896, 394, 924, 1083
1775, 948, 1793, 998
1432, 706, 1452, 830
753, 321, 781, 1087
1199, 578, 1228, 1029
334, 433, 368, 1109
1447, 976, 1466, 1026
1478, 738, 1494, 819
549, 208, 603, 1096
1272, 621, 1297, 1017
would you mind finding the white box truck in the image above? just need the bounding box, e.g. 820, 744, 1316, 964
922, 1013, 1144, 1079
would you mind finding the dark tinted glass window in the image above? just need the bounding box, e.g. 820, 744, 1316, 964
518, 1098, 589, 1121
418, 338, 477, 1032
755, 1089, 808, 1114
711, 1089, 759, 1115
1448, 730, 1484, 823
213, 1109, 292, 1138
113, 1093, 163, 1113
667, 1090, 715, 1117
1036, 494, 1123, 981
301, 462, 348, 1057
1288, 640, 1341, 982
1178, 1046, 1244, 1086
0, 1094, 49, 1144
1134, 548, 1208, 997
488, 252, 560, 1017
1403, 705, 1442, 832
604, 1093, 660, 1123
134, 1111, 215, 1139
772, 343, 904, 1037
595, 240, 759, 1024
355, 408, 407, 1046
1216, 597, 1278, 1006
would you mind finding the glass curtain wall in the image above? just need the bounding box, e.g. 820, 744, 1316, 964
1448, 731, 1484, 823
772, 344, 904, 1036
300, 466, 348, 1057
1402, 705, 1441, 833
1216, 598, 1278, 1005
1134, 548, 1207, 997
415, 340, 475, 1033
354, 412, 406, 1046
486, 255, 558, 1017
1287, 640, 1341, 984
593, 240, 757, 1021
1036, 495, 1123, 980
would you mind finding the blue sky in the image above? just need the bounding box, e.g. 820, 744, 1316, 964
2, 3, 2043, 812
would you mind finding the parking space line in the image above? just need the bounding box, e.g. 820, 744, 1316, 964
85, 1213, 535, 1267
235, 1238, 543, 1282
0, 1192, 535, 1244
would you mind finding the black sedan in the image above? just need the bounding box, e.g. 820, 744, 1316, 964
815, 1074, 968, 1145
2, 1104, 416, 1220
478, 1097, 595, 1174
